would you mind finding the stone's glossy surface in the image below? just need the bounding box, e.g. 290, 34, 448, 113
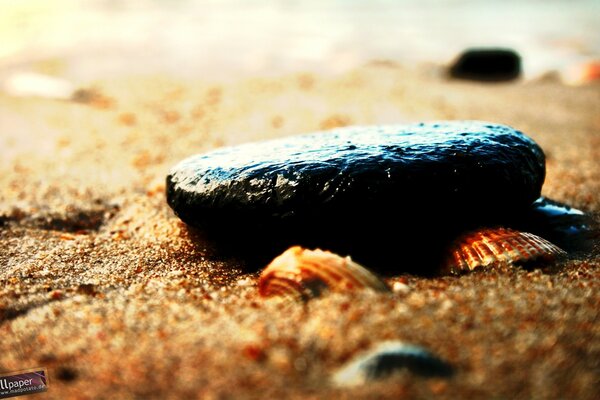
449, 48, 521, 81
332, 341, 453, 387
258, 246, 389, 301
167, 121, 545, 241
442, 227, 566, 275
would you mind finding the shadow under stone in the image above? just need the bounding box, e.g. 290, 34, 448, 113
175, 197, 596, 276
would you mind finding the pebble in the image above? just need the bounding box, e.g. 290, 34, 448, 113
332, 341, 453, 387
2, 72, 75, 99
167, 121, 545, 268
392, 281, 411, 294
449, 48, 521, 81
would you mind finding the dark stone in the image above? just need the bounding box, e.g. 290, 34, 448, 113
55, 366, 78, 382
77, 283, 97, 296
167, 121, 546, 271
511, 197, 595, 253
449, 48, 521, 81
332, 341, 454, 386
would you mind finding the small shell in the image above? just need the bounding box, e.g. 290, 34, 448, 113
442, 227, 566, 275
332, 341, 453, 387
258, 246, 389, 301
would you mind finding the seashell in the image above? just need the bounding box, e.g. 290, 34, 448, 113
258, 246, 389, 301
442, 227, 566, 275
332, 341, 453, 387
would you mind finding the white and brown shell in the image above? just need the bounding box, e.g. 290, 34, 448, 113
258, 246, 389, 301
442, 227, 566, 275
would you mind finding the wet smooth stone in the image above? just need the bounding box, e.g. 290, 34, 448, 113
166, 121, 545, 270
449, 48, 521, 82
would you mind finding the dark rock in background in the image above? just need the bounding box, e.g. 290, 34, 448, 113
449, 48, 521, 82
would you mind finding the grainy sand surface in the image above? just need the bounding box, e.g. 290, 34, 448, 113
1, 64, 599, 399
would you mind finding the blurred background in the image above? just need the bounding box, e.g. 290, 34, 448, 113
1, 0, 599, 83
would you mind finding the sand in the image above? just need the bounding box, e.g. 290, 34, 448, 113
0, 64, 599, 399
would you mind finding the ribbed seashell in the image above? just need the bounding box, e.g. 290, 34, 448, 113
258, 246, 389, 301
442, 227, 566, 275
332, 341, 453, 387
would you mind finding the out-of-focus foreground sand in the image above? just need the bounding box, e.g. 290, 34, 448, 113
0, 64, 599, 399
